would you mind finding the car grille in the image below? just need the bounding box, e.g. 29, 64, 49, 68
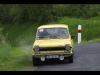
39, 47, 65, 51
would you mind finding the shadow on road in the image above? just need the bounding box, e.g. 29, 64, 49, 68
37, 59, 71, 66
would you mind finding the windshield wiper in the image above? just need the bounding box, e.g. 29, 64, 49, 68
37, 36, 50, 39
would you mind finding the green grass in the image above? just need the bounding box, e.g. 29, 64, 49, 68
0, 43, 33, 71
0, 23, 38, 71
81, 38, 100, 44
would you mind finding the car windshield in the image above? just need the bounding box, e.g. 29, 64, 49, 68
36, 28, 69, 39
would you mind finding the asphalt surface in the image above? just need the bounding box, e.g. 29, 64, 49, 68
33, 43, 100, 71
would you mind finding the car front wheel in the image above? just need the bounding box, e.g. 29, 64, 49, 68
68, 54, 73, 63
64, 54, 73, 63
32, 56, 40, 66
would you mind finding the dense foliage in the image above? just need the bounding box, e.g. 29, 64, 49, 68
0, 4, 100, 46
0, 4, 100, 24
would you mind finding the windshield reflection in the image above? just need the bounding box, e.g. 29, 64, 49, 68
36, 28, 69, 39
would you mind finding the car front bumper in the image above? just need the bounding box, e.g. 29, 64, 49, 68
32, 51, 73, 58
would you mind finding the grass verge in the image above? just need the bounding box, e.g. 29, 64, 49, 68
0, 43, 33, 71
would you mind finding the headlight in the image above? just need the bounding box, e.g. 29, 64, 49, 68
33, 46, 39, 52
65, 44, 71, 50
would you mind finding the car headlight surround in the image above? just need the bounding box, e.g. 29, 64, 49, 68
65, 44, 71, 51
33, 45, 39, 52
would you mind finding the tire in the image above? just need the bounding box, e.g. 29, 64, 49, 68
32, 56, 40, 66
68, 54, 73, 63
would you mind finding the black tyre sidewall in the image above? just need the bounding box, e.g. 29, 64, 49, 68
64, 54, 74, 63
68, 54, 73, 63
32, 56, 40, 66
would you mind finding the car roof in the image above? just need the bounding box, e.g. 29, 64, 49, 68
38, 24, 68, 29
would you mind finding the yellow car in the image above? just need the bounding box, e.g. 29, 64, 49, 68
32, 24, 74, 66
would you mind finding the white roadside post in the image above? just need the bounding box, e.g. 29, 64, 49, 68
78, 25, 82, 44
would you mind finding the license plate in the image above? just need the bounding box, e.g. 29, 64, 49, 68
46, 55, 59, 59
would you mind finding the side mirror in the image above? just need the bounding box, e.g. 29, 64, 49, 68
71, 35, 75, 39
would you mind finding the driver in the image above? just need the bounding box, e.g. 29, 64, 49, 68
39, 29, 49, 38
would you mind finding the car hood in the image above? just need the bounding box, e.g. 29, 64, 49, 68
33, 39, 72, 47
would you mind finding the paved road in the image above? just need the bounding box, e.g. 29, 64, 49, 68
33, 43, 100, 71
